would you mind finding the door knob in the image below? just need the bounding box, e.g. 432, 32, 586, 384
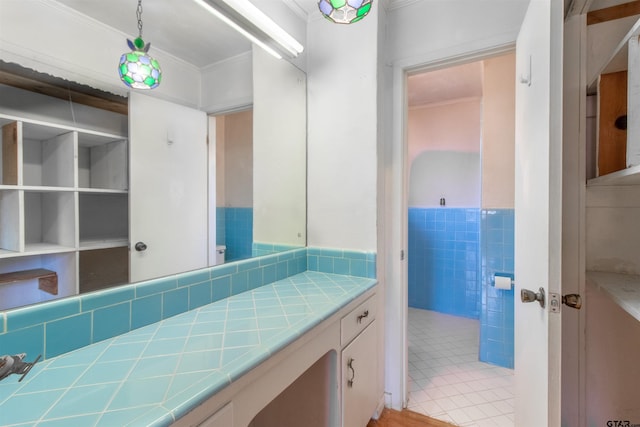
521, 287, 545, 308
134, 242, 147, 252
562, 294, 582, 309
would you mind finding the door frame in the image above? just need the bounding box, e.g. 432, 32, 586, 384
385, 42, 516, 411
384, 16, 586, 426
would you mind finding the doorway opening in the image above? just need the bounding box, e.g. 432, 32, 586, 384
212, 109, 254, 265
405, 53, 516, 426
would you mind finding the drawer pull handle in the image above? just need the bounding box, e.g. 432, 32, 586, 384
357, 310, 369, 324
347, 358, 355, 387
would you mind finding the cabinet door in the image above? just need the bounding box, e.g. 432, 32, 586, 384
129, 93, 208, 282
342, 320, 377, 427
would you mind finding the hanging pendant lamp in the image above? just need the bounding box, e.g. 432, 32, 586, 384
318, 0, 373, 24
118, 0, 162, 90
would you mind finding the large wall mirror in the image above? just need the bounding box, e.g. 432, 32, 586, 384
0, 3, 307, 311
215, 49, 307, 263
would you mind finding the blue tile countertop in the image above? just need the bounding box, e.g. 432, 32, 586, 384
0, 272, 376, 427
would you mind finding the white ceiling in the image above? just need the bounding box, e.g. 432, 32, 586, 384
52, 0, 412, 69
52, 0, 636, 104
54, 0, 320, 68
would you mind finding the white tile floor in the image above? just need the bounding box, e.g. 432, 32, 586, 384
407, 308, 514, 427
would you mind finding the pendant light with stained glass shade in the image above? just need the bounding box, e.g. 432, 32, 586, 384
318, 0, 373, 24
118, 0, 162, 89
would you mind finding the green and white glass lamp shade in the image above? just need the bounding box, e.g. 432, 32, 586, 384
318, 0, 372, 24
118, 37, 161, 90
118, 0, 161, 90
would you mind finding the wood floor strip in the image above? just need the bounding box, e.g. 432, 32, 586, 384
367, 408, 457, 427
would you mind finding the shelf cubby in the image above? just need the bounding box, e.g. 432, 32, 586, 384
24, 190, 76, 254
22, 122, 75, 188
77, 133, 127, 191
78, 192, 128, 249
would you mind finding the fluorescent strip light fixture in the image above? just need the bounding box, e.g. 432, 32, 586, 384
193, 0, 304, 60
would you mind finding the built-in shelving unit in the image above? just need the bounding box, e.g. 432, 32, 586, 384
588, 16, 640, 185
0, 113, 128, 306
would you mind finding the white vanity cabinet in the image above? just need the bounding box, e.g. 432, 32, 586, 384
342, 321, 378, 427
176, 289, 380, 427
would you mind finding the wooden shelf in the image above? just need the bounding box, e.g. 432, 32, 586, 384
587, 164, 640, 186
587, 271, 640, 321
0, 268, 58, 295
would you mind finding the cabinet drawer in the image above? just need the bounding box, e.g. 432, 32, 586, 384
341, 294, 376, 346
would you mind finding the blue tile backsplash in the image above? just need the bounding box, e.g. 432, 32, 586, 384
479, 209, 515, 368
408, 208, 481, 319
307, 247, 376, 279
0, 248, 308, 360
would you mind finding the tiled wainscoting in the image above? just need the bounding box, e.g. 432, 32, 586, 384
408, 207, 515, 368
479, 209, 515, 368
408, 208, 481, 318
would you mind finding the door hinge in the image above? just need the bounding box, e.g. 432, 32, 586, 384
400, 250, 405, 261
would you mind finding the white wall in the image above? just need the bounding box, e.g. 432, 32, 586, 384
408, 99, 481, 163
253, 49, 306, 247
201, 52, 253, 114
409, 151, 480, 207
387, 1, 528, 64
306, 7, 379, 252
0, 0, 201, 108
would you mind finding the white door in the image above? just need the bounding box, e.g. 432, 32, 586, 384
129, 92, 208, 282
514, 0, 563, 426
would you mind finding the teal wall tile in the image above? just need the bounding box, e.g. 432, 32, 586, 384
231, 271, 249, 295
163, 287, 189, 319
334, 258, 350, 275
93, 302, 131, 342
131, 294, 162, 329
212, 276, 231, 302
177, 270, 210, 287
189, 281, 212, 310
276, 262, 288, 281
46, 313, 92, 358
237, 258, 260, 272
0, 324, 44, 360
307, 247, 376, 278
135, 276, 177, 298
7, 298, 79, 331
248, 268, 263, 290
351, 260, 367, 277
263, 264, 276, 284
211, 263, 237, 278
81, 287, 135, 312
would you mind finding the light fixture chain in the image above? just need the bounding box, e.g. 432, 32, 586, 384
136, 0, 143, 38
